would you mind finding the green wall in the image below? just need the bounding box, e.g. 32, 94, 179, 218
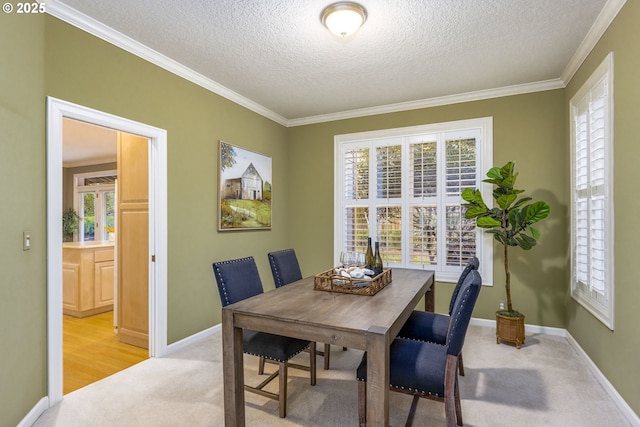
564, 0, 640, 415
1, 3, 639, 425
0, 12, 47, 427
288, 91, 568, 328
43, 16, 291, 345
2, 14, 291, 426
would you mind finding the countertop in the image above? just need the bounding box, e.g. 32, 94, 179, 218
62, 240, 115, 249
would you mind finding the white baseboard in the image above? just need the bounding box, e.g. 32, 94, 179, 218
565, 332, 640, 426
163, 323, 221, 356
469, 317, 567, 336
18, 397, 49, 427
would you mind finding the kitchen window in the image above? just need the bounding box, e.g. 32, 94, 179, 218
74, 170, 117, 242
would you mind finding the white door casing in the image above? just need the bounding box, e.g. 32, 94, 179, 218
46, 97, 168, 406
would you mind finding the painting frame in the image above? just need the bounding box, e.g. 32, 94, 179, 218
218, 141, 272, 231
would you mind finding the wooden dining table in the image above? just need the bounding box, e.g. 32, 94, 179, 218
221, 267, 435, 426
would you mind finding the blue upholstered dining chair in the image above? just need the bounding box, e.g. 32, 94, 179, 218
212, 256, 317, 418
268, 249, 303, 288
267, 248, 335, 370
397, 257, 479, 376
356, 270, 482, 427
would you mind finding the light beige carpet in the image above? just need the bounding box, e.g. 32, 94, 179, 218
33, 325, 632, 426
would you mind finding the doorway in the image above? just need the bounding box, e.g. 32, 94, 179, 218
46, 97, 168, 407
61, 119, 148, 393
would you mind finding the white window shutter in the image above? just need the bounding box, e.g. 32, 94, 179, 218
445, 137, 477, 196
410, 142, 437, 197
344, 147, 369, 200
344, 206, 370, 253
445, 205, 476, 267
376, 205, 402, 263
409, 205, 438, 266
376, 145, 402, 199
570, 52, 614, 329
335, 117, 493, 283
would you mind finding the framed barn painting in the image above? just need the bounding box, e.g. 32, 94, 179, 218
218, 141, 272, 231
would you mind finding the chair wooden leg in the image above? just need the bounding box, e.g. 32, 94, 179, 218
279, 361, 287, 418
357, 380, 366, 427
258, 356, 265, 375
405, 395, 420, 427
444, 354, 458, 427
458, 352, 465, 376
454, 374, 463, 426
323, 343, 330, 370
309, 342, 317, 385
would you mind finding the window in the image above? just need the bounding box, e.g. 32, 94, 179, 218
74, 171, 117, 242
570, 53, 614, 329
335, 118, 493, 283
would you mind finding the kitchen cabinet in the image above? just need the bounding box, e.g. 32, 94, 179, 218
63, 241, 115, 318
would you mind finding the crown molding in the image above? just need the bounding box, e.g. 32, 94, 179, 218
287, 79, 565, 127
44, 0, 289, 127
561, 0, 627, 84
45, 0, 621, 129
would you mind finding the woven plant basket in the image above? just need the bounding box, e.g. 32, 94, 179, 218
496, 312, 525, 349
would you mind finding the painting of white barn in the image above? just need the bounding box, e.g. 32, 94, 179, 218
218, 141, 272, 230
222, 163, 263, 200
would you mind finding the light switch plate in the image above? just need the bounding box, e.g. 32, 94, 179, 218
23, 231, 31, 251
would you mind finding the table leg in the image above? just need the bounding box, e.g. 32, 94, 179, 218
425, 279, 435, 312
366, 326, 389, 426
222, 308, 245, 426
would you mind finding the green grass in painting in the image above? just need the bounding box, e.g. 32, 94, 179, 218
220, 199, 272, 229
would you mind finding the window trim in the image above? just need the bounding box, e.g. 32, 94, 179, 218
569, 52, 615, 330
333, 117, 494, 284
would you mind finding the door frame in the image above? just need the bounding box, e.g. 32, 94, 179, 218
46, 97, 168, 406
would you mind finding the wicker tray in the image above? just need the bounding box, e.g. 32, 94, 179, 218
313, 267, 392, 296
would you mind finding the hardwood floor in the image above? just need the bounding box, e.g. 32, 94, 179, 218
63, 311, 148, 394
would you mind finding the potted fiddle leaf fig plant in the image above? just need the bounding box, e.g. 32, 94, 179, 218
62, 208, 80, 242
462, 161, 550, 349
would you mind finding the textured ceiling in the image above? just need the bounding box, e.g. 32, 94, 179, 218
49, 0, 614, 124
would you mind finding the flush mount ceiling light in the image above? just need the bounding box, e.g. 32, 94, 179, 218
321, 2, 367, 38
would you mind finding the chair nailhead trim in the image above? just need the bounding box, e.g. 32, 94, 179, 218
391, 385, 443, 398
354, 378, 444, 398
268, 254, 284, 287
213, 257, 254, 306
244, 344, 309, 363
396, 336, 446, 346
268, 249, 295, 288
448, 286, 471, 354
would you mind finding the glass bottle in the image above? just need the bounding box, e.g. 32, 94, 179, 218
365, 237, 375, 270
374, 242, 383, 275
